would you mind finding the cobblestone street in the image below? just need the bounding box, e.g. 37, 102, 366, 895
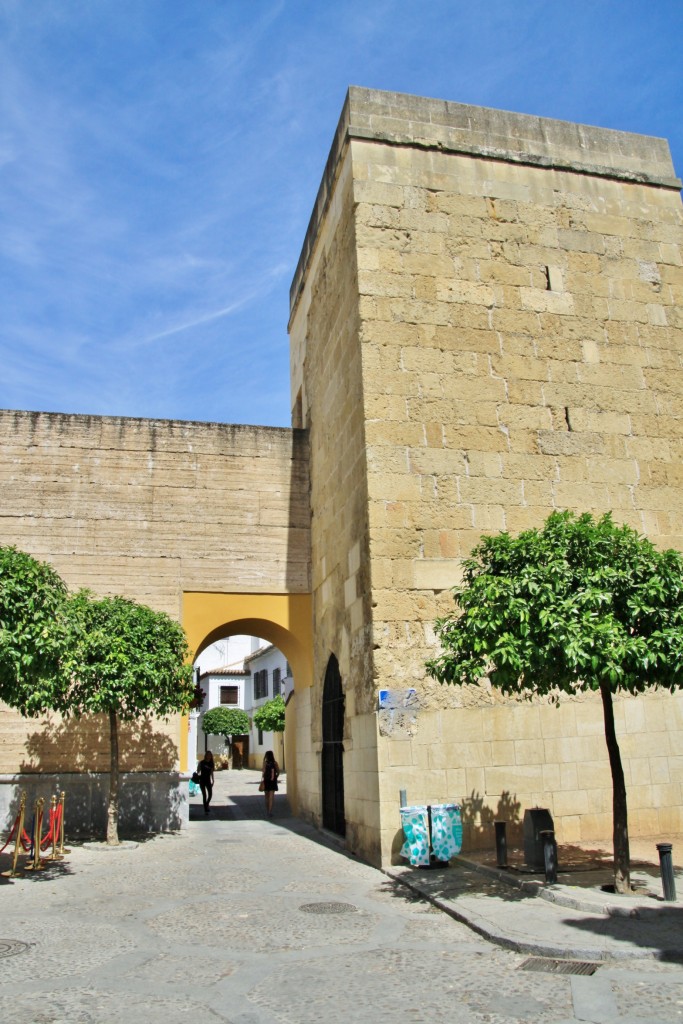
1, 770, 682, 1023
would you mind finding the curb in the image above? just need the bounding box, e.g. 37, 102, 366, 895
453, 854, 679, 916
383, 862, 683, 963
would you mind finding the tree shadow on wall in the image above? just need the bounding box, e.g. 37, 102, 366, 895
20, 712, 177, 773
391, 789, 521, 864
460, 789, 522, 851
11, 714, 182, 839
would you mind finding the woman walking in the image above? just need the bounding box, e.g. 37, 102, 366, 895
197, 750, 215, 815
261, 750, 280, 817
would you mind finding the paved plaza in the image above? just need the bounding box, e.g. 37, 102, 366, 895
1, 769, 682, 1023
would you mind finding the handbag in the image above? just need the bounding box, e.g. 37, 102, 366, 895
191, 771, 200, 784
259, 780, 264, 792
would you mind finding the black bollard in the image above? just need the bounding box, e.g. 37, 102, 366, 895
657, 843, 677, 902
494, 820, 508, 868
540, 829, 557, 884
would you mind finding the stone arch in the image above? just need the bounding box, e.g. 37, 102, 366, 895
182, 592, 312, 812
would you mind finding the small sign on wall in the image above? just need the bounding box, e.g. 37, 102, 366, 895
378, 688, 416, 710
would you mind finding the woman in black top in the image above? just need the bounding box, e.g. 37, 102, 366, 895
197, 750, 215, 814
261, 750, 279, 817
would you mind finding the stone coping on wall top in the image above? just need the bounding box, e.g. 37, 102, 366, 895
289, 85, 681, 316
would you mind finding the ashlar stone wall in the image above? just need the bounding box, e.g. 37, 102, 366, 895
290, 148, 382, 859
291, 87, 683, 865
0, 411, 310, 777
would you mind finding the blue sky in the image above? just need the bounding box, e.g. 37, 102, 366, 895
2, 0, 682, 428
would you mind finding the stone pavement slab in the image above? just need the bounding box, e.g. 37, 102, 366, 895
0, 769, 681, 1023
386, 858, 683, 963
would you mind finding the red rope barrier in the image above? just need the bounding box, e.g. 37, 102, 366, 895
0, 811, 20, 855
40, 806, 55, 848
2, 795, 66, 868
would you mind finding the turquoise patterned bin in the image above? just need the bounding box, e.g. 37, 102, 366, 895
399, 803, 462, 867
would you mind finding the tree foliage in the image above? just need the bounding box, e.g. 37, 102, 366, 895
58, 591, 194, 720
427, 511, 683, 695
0, 550, 194, 845
202, 705, 249, 739
60, 591, 194, 844
0, 546, 68, 714
253, 694, 286, 733
426, 511, 683, 892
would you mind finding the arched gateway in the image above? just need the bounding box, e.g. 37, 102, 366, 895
3, 88, 683, 867
0, 412, 317, 836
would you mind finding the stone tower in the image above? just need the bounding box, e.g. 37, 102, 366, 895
289, 87, 683, 866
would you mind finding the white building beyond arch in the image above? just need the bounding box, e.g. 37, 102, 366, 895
189, 636, 290, 771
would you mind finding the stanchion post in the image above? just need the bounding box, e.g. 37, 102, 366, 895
1, 791, 27, 878
48, 795, 63, 861
12, 792, 27, 876
57, 792, 70, 856
24, 798, 46, 872
541, 829, 557, 884
657, 843, 677, 902
494, 820, 508, 868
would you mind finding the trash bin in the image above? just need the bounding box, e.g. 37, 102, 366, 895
430, 804, 463, 863
523, 808, 554, 870
400, 804, 462, 867
399, 805, 431, 866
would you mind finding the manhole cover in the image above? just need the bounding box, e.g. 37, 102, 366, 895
520, 957, 600, 976
0, 940, 30, 959
299, 901, 358, 915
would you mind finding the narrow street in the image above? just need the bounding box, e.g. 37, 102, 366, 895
0, 769, 681, 1023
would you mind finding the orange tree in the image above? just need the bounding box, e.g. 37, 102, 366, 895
0, 546, 67, 712
253, 694, 286, 733
1, 548, 194, 844
426, 511, 683, 894
201, 706, 249, 763
58, 592, 194, 844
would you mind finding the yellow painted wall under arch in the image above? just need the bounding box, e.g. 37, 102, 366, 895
182, 592, 313, 813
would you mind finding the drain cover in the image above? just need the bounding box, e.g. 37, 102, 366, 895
0, 940, 30, 959
520, 957, 600, 976
299, 901, 358, 915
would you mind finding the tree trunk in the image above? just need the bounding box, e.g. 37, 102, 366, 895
599, 681, 630, 893
107, 709, 120, 845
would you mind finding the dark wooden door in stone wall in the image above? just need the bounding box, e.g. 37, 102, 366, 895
321, 654, 345, 836
232, 736, 249, 770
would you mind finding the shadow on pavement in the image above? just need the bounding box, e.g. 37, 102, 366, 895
562, 904, 683, 962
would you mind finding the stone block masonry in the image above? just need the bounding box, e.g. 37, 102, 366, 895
0, 411, 310, 823
2, 88, 683, 865
290, 87, 683, 865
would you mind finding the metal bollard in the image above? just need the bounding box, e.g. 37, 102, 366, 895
494, 820, 508, 868
657, 843, 677, 902
540, 829, 557, 884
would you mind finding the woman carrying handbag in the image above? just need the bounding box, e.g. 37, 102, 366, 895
260, 750, 279, 817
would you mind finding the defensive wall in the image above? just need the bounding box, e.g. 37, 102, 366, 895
2, 88, 683, 866
0, 411, 311, 832
289, 87, 683, 865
